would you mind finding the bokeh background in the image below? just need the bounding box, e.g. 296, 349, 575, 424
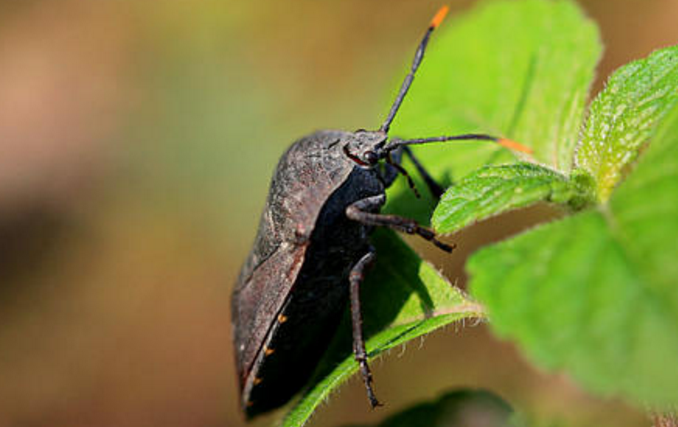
1, 1, 677, 426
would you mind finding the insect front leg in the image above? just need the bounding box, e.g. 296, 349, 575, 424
380, 145, 445, 199
346, 195, 454, 252
349, 246, 380, 408
401, 146, 445, 199
379, 148, 402, 188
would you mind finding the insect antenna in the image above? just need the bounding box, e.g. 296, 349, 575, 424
377, 5, 532, 199
377, 6, 533, 155
379, 5, 449, 134
385, 134, 533, 154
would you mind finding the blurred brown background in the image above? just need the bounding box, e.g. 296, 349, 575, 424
0, 1, 676, 426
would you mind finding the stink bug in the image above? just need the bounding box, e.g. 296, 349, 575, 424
232, 5, 529, 419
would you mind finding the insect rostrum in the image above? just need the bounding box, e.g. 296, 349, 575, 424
231, 5, 528, 419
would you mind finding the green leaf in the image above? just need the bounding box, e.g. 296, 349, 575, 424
281, 229, 484, 427
431, 163, 594, 234
575, 45, 678, 202
609, 98, 678, 319
388, 0, 601, 180
468, 103, 678, 407
343, 389, 514, 427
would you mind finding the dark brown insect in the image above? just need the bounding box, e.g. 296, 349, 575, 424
232, 6, 529, 419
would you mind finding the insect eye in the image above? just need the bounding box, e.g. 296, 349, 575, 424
363, 151, 379, 164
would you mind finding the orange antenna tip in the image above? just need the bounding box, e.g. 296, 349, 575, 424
430, 5, 450, 29
497, 138, 533, 154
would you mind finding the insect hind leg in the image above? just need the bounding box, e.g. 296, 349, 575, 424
349, 246, 381, 408
346, 195, 454, 252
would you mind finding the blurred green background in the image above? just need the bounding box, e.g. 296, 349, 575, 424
1, 1, 676, 426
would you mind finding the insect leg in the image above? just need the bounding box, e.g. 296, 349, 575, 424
349, 247, 380, 408
346, 195, 454, 252
380, 146, 443, 199
385, 151, 421, 199
379, 148, 402, 188
401, 146, 445, 199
